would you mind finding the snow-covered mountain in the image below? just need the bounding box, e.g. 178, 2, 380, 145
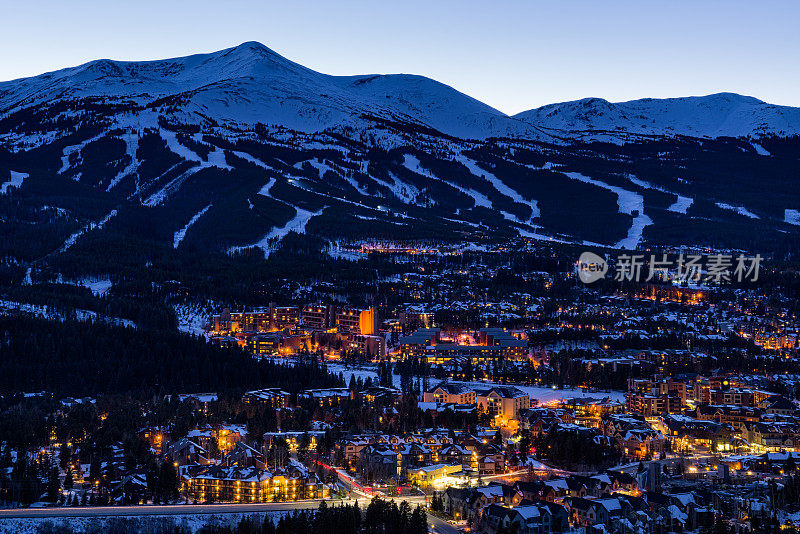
514, 93, 800, 139
0, 41, 535, 141
1, 41, 800, 273
3, 42, 798, 141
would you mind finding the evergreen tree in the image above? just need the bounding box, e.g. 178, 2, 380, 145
46, 466, 60, 503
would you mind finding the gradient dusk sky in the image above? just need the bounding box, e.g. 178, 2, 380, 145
1, 0, 797, 114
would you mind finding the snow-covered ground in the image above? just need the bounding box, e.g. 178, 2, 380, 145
143, 166, 202, 207
327, 362, 393, 388
160, 129, 232, 171
563, 172, 651, 249
716, 202, 759, 219
326, 242, 369, 261
0, 510, 291, 534
445, 379, 626, 404
372, 171, 421, 204
77, 278, 113, 297
58, 134, 104, 175
751, 142, 771, 156
0, 299, 134, 328
2, 43, 798, 142
515, 92, 800, 139
1, 170, 27, 194
667, 196, 694, 214
172, 302, 213, 336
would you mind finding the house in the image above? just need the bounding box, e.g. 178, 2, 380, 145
222, 441, 266, 469
183, 464, 327, 503
479, 445, 506, 475
407, 463, 462, 488
186, 428, 215, 452
479, 503, 511, 534
438, 443, 475, 470
742, 421, 799, 451
242, 388, 290, 408
615, 428, 665, 460
110, 472, 149, 505
565, 496, 624, 526
423, 382, 477, 404
360, 443, 399, 481
476, 386, 531, 422
759, 396, 797, 416
169, 393, 219, 414
443, 486, 474, 521
398, 442, 433, 475
504, 501, 570, 534
297, 388, 352, 406
165, 438, 210, 466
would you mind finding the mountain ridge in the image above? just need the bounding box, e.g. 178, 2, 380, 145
1, 41, 799, 141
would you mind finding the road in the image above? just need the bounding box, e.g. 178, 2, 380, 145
0, 495, 432, 520
0, 499, 336, 519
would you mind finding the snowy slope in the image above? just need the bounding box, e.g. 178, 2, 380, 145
4, 42, 796, 141
514, 93, 800, 139
0, 42, 534, 140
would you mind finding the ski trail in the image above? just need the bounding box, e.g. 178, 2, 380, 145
58, 134, 105, 175
563, 171, 652, 249
228, 207, 325, 258
174, 204, 213, 248
58, 209, 118, 253
454, 154, 540, 219
107, 133, 140, 191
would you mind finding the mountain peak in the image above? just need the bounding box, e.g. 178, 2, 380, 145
514, 92, 799, 138
222, 41, 281, 61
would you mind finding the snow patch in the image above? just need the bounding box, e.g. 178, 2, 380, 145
172, 302, 213, 336
160, 129, 232, 170
785, 209, 800, 226
143, 166, 201, 206
78, 278, 113, 297
373, 171, 421, 204
716, 202, 760, 219
1, 170, 27, 194
0, 299, 134, 328
58, 134, 104, 175
751, 142, 771, 156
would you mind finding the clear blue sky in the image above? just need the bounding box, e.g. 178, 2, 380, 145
1, 0, 797, 114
